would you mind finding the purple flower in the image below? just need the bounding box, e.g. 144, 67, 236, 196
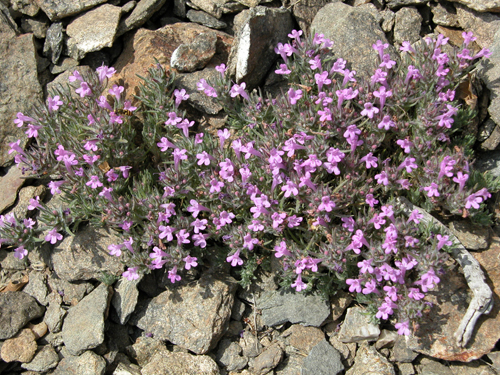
309, 55, 322, 70
14, 112, 35, 128
436, 234, 452, 250
99, 187, 114, 202
318, 196, 336, 212
360, 153, 378, 169
75, 82, 92, 98
288, 29, 303, 41
372, 40, 389, 59
47, 95, 63, 112
346, 278, 362, 293
109, 112, 123, 125
271, 212, 286, 229
400, 41, 415, 54
109, 84, 124, 101
288, 88, 303, 105
373, 86, 392, 110
69, 70, 83, 82
168, 266, 181, 283
215, 63, 226, 76
209, 179, 224, 193
157, 137, 175, 152
287, 215, 302, 228
341, 69, 357, 87
315, 71, 331, 91
383, 285, 398, 301
108, 244, 123, 257
230, 83, 250, 101
378, 115, 395, 130
48, 180, 65, 195
365, 194, 378, 207
124, 101, 137, 112
173, 148, 188, 171
96, 65, 116, 83
86, 175, 103, 189
243, 233, 259, 250
239, 166, 251, 183
274, 241, 291, 258
106, 169, 119, 182
27, 196, 42, 211
341, 217, 355, 232
407, 209, 423, 224
398, 157, 417, 173
227, 250, 243, 267
159, 225, 175, 241
14, 246, 28, 259
183, 255, 198, 270
423, 183, 440, 197
176, 229, 190, 245
45, 228, 63, 244
193, 233, 209, 248
452, 172, 468, 191
219, 211, 235, 226
380, 54, 396, 69
375, 297, 398, 320
375, 171, 389, 186
173, 88, 189, 107
165, 112, 182, 126
362, 280, 378, 295
219, 158, 235, 182
176, 119, 194, 138
190, 218, 207, 233
462, 31, 476, 46
275, 64, 291, 75
395, 321, 410, 336
408, 287, 424, 300
187, 199, 209, 218
8, 139, 26, 156
97, 96, 112, 110
123, 267, 140, 281
217, 129, 231, 149
291, 275, 307, 292
361, 102, 379, 119
196, 79, 217, 97
358, 259, 374, 274
416, 268, 440, 292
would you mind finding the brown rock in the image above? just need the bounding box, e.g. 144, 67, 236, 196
141, 349, 220, 375
0, 164, 25, 214
171, 31, 217, 72
456, 3, 500, 49
449, 220, 491, 250
284, 325, 325, 354
35, 0, 108, 21
0, 328, 38, 363
408, 239, 500, 361
331, 289, 353, 321
252, 342, 283, 375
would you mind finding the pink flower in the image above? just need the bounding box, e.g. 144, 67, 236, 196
346, 278, 362, 293
243, 233, 259, 250
219, 211, 235, 226
360, 153, 378, 169
157, 137, 175, 152
275, 64, 291, 75
86, 175, 103, 189
227, 250, 243, 267
14, 246, 28, 260
168, 266, 181, 283
193, 233, 209, 248
96, 65, 116, 83
230, 83, 250, 101
27, 196, 42, 211
47, 95, 63, 112
373, 86, 392, 109
378, 116, 395, 130
165, 112, 182, 126
291, 275, 307, 292
45, 228, 63, 244
109, 84, 124, 101
395, 321, 410, 336
75, 82, 92, 98
209, 179, 224, 193
365, 194, 378, 207
187, 199, 209, 218
361, 102, 379, 119
108, 244, 123, 257
176, 229, 190, 245
176, 119, 194, 138
215, 63, 226, 76
423, 183, 440, 197
375, 171, 389, 185
173, 88, 189, 107
196, 79, 217, 97
380, 54, 396, 69
274, 241, 291, 258
123, 267, 140, 281
48, 180, 65, 195
288, 88, 302, 105
183, 255, 198, 270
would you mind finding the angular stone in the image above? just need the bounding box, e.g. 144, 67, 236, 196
407, 239, 500, 361
36, 0, 108, 21
11, 185, 46, 219
125, 336, 168, 367
46, 65, 94, 101
431, 1, 460, 27
66, 4, 122, 60
381, 9, 396, 32
375, 329, 399, 349
23, 270, 49, 306
283, 325, 325, 354
186, 9, 227, 29
447, 0, 500, 13
117, 0, 167, 36
111, 276, 140, 325
0, 328, 38, 363
51, 226, 124, 282
0, 164, 25, 214
449, 220, 490, 250
346, 342, 395, 375
292, 0, 333, 33
386, 0, 430, 9
302, 340, 344, 375
328, 334, 357, 367
397, 362, 416, 375
43, 21, 63, 64
240, 330, 262, 358
0, 291, 45, 339
171, 31, 217, 72
50, 57, 79, 75
44, 292, 66, 333
393, 7, 422, 45
480, 119, 500, 150
21, 345, 59, 372
141, 349, 220, 375
137, 273, 237, 354
216, 339, 247, 372
448, 360, 497, 375
456, 4, 500, 49
21, 14, 50, 38
331, 289, 353, 321
258, 289, 330, 328
188, 0, 231, 18
338, 307, 380, 343
311, 2, 397, 81
227, 6, 293, 88
479, 30, 500, 129
0, 32, 42, 166
52, 350, 106, 375
47, 273, 94, 304
62, 283, 112, 355
417, 357, 453, 375
252, 342, 283, 375
11, 0, 40, 16
0, 249, 27, 270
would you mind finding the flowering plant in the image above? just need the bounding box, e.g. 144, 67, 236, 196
3, 30, 498, 334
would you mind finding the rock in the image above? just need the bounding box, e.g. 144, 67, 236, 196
328, 334, 357, 367
0, 166, 25, 214
50, 57, 79, 75
21, 345, 59, 372
216, 338, 248, 371
338, 306, 381, 343
66, 4, 122, 61
36, 0, 108, 21
108, 22, 232, 104
448, 361, 497, 375
480, 119, 500, 150
231, 297, 247, 321
20, 14, 50, 38
23, 270, 49, 306
292, 0, 333, 34
431, 1, 460, 27
302, 339, 344, 375
116, 0, 167, 36
61, 283, 112, 355
240, 330, 262, 358
188, 0, 231, 18
456, 4, 500, 49
11, 0, 40, 16
417, 357, 453, 375
393, 7, 422, 45
43, 21, 63, 64
346, 342, 395, 375
283, 325, 325, 354
311, 2, 397, 81
331, 289, 353, 321
390, 335, 419, 363
407, 239, 500, 361
46, 65, 94, 101
397, 362, 416, 375
137, 273, 237, 354
252, 342, 283, 375
274, 354, 305, 375
227, 6, 293, 88
0, 31, 42, 166
0, 328, 38, 363
386, 0, 430, 9
447, 0, 500, 13
171, 31, 218, 72
141, 349, 220, 375
11, 184, 46, 219
487, 351, 500, 372
449, 220, 490, 250
381, 9, 396, 32
173, 0, 185, 18
0, 291, 45, 339
47, 273, 94, 304
125, 336, 167, 367
186, 9, 227, 29
111, 276, 140, 325
375, 329, 399, 349
0, 249, 27, 270
478, 29, 500, 129
176, 67, 224, 114
113, 361, 142, 375
258, 289, 330, 328
52, 350, 106, 375
51, 226, 124, 282
226, 320, 244, 337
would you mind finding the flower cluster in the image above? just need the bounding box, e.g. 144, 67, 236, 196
4, 30, 498, 335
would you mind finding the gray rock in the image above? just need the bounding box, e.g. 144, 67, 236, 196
252, 342, 283, 375
475, 150, 500, 178
375, 329, 399, 349
111, 276, 140, 325
188, 0, 231, 18
479, 119, 500, 150
239, 330, 262, 358
292, 0, 333, 34
346, 342, 395, 375
389, 335, 419, 363
338, 307, 380, 343
478, 30, 500, 133
311, 2, 397, 81
125, 336, 167, 367
122, 1, 137, 13
11, 0, 40, 16
43, 21, 63, 64
431, 1, 460, 27
36, 0, 108, 21
47, 273, 94, 304
21, 345, 59, 372
142, 349, 220, 375
11, 185, 46, 219
417, 357, 453, 375
283, 325, 325, 354
449, 220, 490, 250
51, 226, 124, 282
447, 0, 500, 13
397, 362, 416, 375
216, 338, 248, 371
50, 57, 79, 74
488, 351, 500, 373
0, 30, 42, 166
176, 67, 224, 114
117, 0, 167, 36
328, 334, 357, 367
137, 273, 237, 354
171, 31, 217, 72
61, 283, 112, 355
0, 169, 31, 214
258, 289, 330, 327
43, 293, 66, 333
52, 350, 106, 375
456, 3, 500, 49
380, 9, 396, 32
0, 249, 27, 270
448, 361, 497, 375
113, 361, 142, 375
173, 0, 186, 18
21, 14, 50, 38
23, 270, 49, 306
0, 291, 45, 339
227, 6, 293, 88
187, 9, 227, 29
385, 0, 430, 9
394, 7, 422, 45
231, 297, 247, 321
303, 340, 344, 375
46, 65, 94, 101
66, 4, 122, 61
